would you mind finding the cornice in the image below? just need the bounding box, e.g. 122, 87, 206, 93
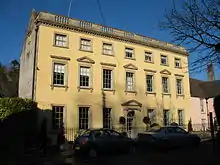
36, 12, 189, 56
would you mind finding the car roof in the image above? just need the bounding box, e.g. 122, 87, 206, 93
86, 128, 114, 132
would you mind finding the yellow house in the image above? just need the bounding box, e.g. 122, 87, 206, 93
19, 10, 190, 139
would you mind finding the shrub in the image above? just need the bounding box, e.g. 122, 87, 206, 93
143, 116, 150, 125
0, 97, 37, 121
119, 116, 126, 125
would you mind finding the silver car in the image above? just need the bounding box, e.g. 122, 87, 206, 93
137, 126, 201, 150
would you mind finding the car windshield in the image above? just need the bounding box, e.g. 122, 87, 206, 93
146, 127, 162, 132
79, 130, 91, 136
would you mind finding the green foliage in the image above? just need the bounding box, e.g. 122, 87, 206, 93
0, 97, 37, 120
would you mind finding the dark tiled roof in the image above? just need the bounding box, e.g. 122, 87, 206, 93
189, 78, 205, 98
189, 78, 220, 98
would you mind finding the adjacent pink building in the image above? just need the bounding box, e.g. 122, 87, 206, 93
189, 78, 219, 131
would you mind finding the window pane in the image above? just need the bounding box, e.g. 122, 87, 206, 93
125, 48, 133, 58
148, 109, 156, 124
103, 69, 112, 89
176, 79, 183, 94
103, 43, 113, 55
161, 55, 167, 64
80, 67, 90, 87
162, 77, 169, 93
145, 52, 152, 62
126, 72, 134, 91
79, 107, 89, 130
178, 110, 184, 126
53, 63, 65, 85
55, 34, 67, 47
52, 106, 64, 129
146, 75, 153, 92
80, 39, 91, 51
163, 109, 169, 126
103, 108, 112, 128
175, 58, 181, 68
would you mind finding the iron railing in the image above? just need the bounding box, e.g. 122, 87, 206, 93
63, 123, 215, 142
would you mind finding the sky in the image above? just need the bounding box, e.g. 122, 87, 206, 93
0, 0, 217, 80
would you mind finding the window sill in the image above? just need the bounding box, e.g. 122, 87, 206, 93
53, 45, 69, 49
162, 93, 171, 96
175, 66, 182, 69
102, 53, 114, 56
125, 90, 137, 95
144, 60, 154, 64
51, 84, 68, 90
77, 86, 93, 92
145, 92, 156, 95
79, 49, 93, 53
176, 94, 185, 98
160, 64, 169, 66
102, 88, 116, 94
125, 57, 136, 60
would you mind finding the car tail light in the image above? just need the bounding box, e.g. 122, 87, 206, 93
81, 138, 88, 145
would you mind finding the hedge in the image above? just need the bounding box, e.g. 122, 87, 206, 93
0, 97, 37, 121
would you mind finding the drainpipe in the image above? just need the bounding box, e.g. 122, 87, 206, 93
31, 24, 39, 101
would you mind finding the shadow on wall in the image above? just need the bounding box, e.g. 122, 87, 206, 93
214, 95, 220, 126
0, 108, 67, 162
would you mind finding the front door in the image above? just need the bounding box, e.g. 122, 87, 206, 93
126, 111, 135, 138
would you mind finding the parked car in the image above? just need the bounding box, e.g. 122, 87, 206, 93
137, 126, 201, 150
73, 128, 136, 158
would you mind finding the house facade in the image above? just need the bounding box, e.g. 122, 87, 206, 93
19, 10, 191, 139
189, 78, 220, 131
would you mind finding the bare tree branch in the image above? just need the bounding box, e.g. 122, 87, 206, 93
161, 0, 220, 72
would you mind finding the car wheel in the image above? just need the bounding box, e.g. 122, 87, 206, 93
129, 144, 136, 154
88, 148, 97, 159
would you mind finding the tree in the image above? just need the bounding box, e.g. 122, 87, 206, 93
161, 0, 220, 72
0, 60, 20, 97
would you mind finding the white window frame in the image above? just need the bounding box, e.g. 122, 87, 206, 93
125, 47, 134, 59
52, 63, 66, 86
200, 98, 204, 113
175, 58, 181, 68
102, 69, 113, 89
177, 109, 184, 126
79, 66, 91, 88
80, 38, 92, 51
126, 72, 135, 91
103, 43, 113, 55
103, 108, 112, 129
52, 105, 64, 129
146, 74, 154, 92
54, 34, 68, 47
162, 77, 169, 93
145, 52, 153, 62
148, 109, 156, 124
79, 107, 89, 130
176, 78, 183, 95
161, 55, 168, 65
163, 109, 170, 126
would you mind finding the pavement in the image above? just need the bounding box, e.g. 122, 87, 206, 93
3, 144, 64, 165
3, 138, 219, 165
61, 139, 220, 165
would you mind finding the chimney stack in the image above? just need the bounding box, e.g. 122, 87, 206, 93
207, 63, 215, 81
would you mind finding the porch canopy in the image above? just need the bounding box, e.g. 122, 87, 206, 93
121, 99, 142, 111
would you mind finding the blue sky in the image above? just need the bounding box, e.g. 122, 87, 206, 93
0, 0, 216, 80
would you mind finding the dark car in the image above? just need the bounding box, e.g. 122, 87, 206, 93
73, 128, 136, 158
137, 126, 201, 150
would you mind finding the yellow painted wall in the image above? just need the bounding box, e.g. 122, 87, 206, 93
35, 25, 191, 131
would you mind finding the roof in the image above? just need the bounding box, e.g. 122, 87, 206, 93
29, 11, 188, 56
189, 78, 220, 98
